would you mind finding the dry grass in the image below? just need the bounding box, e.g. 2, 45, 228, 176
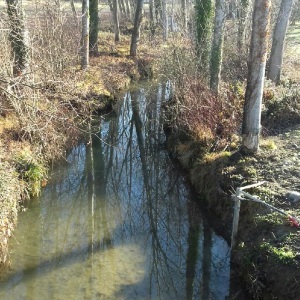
0, 1, 176, 269
284, 22, 300, 82
0, 160, 20, 267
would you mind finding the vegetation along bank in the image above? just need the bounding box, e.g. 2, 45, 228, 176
1, 0, 300, 298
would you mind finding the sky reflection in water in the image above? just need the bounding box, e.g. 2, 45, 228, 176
0, 83, 230, 300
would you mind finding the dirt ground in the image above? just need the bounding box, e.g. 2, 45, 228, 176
228, 125, 300, 299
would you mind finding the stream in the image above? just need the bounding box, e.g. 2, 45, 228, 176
0, 83, 232, 299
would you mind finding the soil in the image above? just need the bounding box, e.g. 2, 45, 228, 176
229, 125, 300, 299
165, 122, 300, 299
253, 126, 300, 198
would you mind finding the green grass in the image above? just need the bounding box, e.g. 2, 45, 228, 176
14, 149, 47, 198
260, 242, 296, 265
255, 212, 284, 226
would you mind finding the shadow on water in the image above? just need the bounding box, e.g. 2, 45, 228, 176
2, 237, 114, 286
0, 82, 233, 300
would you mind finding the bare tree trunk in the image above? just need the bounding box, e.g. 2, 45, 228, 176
149, 0, 155, 35
170, 0, 175, 32
6, 0, 29, 76
70, 0, 79, 28
130, 0, 136, 20
237, 0, 251, 50
155, 0, 162, 27
119, 0, 126, 17
89, 0, 99, 55
113, 0, 120, 42
81, 0, 89, 69
182, 0, 187, 33
124, 0, 131, 19
242, 0, 271, 153
195, 0, 214, 73
162, 0, 168, 41
267, 0, 294, 85
210, 0, 226, 93
108, 0, 113, 12
130, 0, 144, 57
229, 0, 238, 19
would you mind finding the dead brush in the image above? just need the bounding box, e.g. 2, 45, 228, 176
29, 0, 80, 79
0, 0, 84, 160
170, 77, 243, 152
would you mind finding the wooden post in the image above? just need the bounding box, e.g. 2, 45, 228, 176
231, 188, 241, 249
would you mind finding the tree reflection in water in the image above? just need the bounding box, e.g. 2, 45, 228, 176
0, 83, 230, 300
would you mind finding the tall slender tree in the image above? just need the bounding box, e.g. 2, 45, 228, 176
149, 0, 155, 35
237, 0, 251, 50
242, 0, 271, 153
162, 0, 168, 41
89, 0, 99, 55
108, 0, 113, 12
113, 0, 120, 42
119, 0, 126, 16
130, 0, 136, 20
130, 0, 144, 57
267, 0, 295, 85
155, 0, 162, 27
81, 0, 89, 69
195, 0, 214, 72
182, 0, 188, 33
124, 0, 131, 18
70, 0, 79, 29
6, 0, 29, 76
170, 0, 175, 32
210, 0, 226, 93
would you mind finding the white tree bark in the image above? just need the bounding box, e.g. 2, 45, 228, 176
182, 0, 187, 33
237, 0, 251, 51
268, 0, 294, 84
210, 0, 226, 93
81, 0, 89, 70
170, 0, 175, 32
242, 0, 271, 153
162, 0, 168, 41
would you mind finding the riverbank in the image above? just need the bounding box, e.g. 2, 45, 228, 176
165, 106, 300, 299
161, 22, 300, 298
1, 18, 299, 298
0, 31, 163, 269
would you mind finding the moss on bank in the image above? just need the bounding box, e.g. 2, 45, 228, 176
0, 30, 166, 269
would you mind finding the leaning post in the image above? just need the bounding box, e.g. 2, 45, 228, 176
231, 187, 241, 249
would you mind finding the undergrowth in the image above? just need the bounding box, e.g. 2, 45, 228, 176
262, 84, 300, 133
0, 161, 19, 266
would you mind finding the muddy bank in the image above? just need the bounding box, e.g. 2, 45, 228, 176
165, 125, 300, 299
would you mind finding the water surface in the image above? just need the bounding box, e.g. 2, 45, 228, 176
0, 83, 231, 299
